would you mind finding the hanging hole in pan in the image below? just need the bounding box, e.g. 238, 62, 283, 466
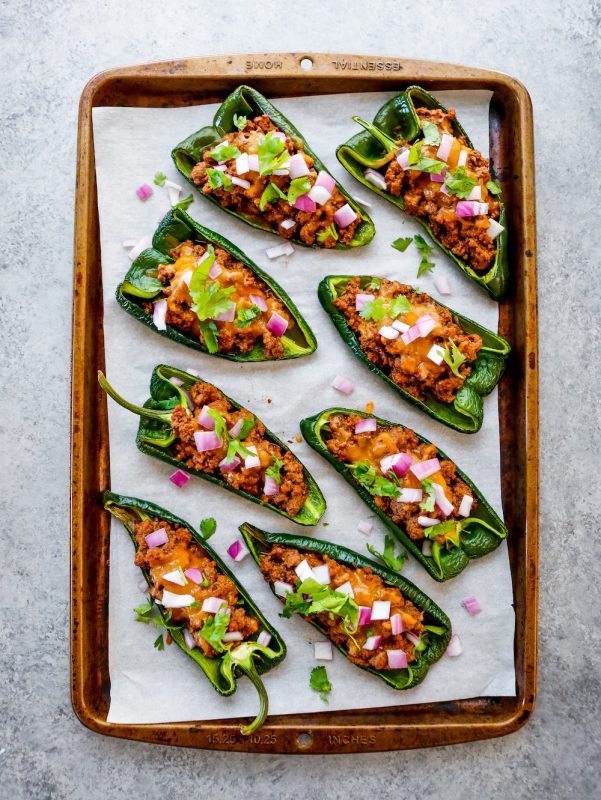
296, 731, 313, 748
300, 57, 313, 71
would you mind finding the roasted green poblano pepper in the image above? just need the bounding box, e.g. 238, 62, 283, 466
98, 365, 326, 526
319, 275, 510, 433
172, 85, 375, 249
300, 408, 508, 582
118, 208, 317, 361
104, 492, 286, 734
240, 522, 451, 690
336, 86, 509, 299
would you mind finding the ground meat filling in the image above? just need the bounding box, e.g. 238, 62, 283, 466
190, 114, 359, 247
134, 518, 259, 656
142, 239, 292, 358
325, 413, 476, 542
259, 545, 424, 670
169, 380, 309, 518
334, 277, 482, 404
383, 107, 501, 273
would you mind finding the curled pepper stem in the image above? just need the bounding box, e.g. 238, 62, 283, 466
227, 642, 278, 736
352, 116, 399, 156
97, 371, 174, 423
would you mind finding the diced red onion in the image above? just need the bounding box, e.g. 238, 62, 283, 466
230, 175, 251, 189
355, 293, 375, 311
247, 154, 259, 172
274, 580, 293, 597
208, 262, 222, 280
257, 630, 272, 647
440, 183, 450, 196
145, 528, 169, 548
458, 495, 474, 517
227, 419, 243, 439
244, 445, 261, 470
212, 164, 227, 172
165, 180, 182, 206
307, 185, 331, 206
457, 149, 468, 168
214, 304, 235, 323
280, 218, 296, 231
266, 311, 288, 337
169, 376, 183, 387
410, 458, 441, 481
399, 488, 422, 503
194, 430, 221, 453
287, 152, 310, 179
387, 649, 408, 669
136, 183, 153, 201
182, 628, 196, 650
315, 171, 336, 194
223, 631, 244, 642
336, 581, 354, 598
427, 344, 445, 366
355, 417, 377, 434
363, 635, 382, 651
380, 452, 413, 477
434, 483, 455, 517
235, 152, 249, 175
456, 200, 489, 218
421, 539, 433, 557
487, 218, 504, 240
186, 367, 199, 377
201, 597, 227, 614
437, 134, 454, 161
332, 375, 354, 395
333, 203, 358, 228
266, 241, 295, 258
198, 405, 216, 430
218, 455, 240, 472
430, 167, 447, 184
364, 168, 388, 191
379, 325, 400, 340
416, 314, 436, 337
180, 269, 193, 287
405, 631, 421, 647
152, 299, 167, 331
293, 193, 317, 212
446, 633, 463, 657
162, 568, 187, 587
249, 294, 268, 312
169, 469, 190, 488
312, 565, 331, 585
273, 162, 290, 177
418, 516, 439, 527
390, 613, 403, 635
263, 476, 279, 497
434, 275, 451, 295
401, 324, 422, 345
357, 606, 372, 627
467, 185, 482, 201
184, 567, 203, 585
392, 319, 410, 333
161, 590, 195, 609
314, 641, 333, 661
227, 539, 250, 563
354, 195, 373, 208
461, 595, 482, 615
295, 559, 314, 582
371, 600, 391, 621
357, 519, 373, 536
272, 131, 287, 142
396, 148, 410, 169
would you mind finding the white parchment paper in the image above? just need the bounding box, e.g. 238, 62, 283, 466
92, 90, 515, 724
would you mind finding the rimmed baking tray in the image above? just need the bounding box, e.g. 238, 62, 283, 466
71, 52, 538, 753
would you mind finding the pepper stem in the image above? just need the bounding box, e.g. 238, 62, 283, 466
352, 116, 399, 155
97, 371, 173, 423
227, 642, 278, 736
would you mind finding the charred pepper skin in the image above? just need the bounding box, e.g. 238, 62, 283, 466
318, 275, 511, 434
98, 365, 327, 527
336, 85, 509, 300
103, 492, 286, 734
117, 208, 317, 362
300, 408, 508, 582
171, 85, 376, 249
239, 522, 451, 690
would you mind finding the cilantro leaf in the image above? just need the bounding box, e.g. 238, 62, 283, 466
258, 132, 289, 176
414, 234, 436, 277
486, 179, 501, 195
225, 416, 256, 463
206, 408, 227, 441
153, 171, 167, 186
443, 339, 466, 377
421, 120, 441, 147
366, 278, 381, 290
233, 114, 248, 131
199, 605, 230, 651
191, 282, 236, 321
238, 416, 256, 440
199, 320, 219, 354
134, 597, 153, 617
259, 182, 288, 211
444, 166, 477, 199
287, 176, 311, 205
235, 305, 262, 328
317, 222, 339, 243
420, 479, 436, 513
348, 461, 400, 498
199, 517, 217, 540
173, 194, 193, 211
407, 141, 445, 174
266, 457, 284, 482
310, 666, 332, 702
283, 578, 359, 633
359, 297, 387, 322
367, 534, 407, 572
206, 168, 233, 191
391, 236, 413, 253
154, 634, 165, 651
188, 245, 216, 293
209, 142, 241, 163
388, 294, 411, 318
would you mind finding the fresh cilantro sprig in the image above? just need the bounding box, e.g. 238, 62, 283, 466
173, 194, 193, 211
360, 294, 410, 322
226, 416, 256, 463
421, 120, 441, 147
420, 479, 436, 513
209, 142, 241, 163
199, 517, 217, 540
233, 113, 248, 130
259, 182, 287, 211
391, 236, 413, 253
235, 305, 262, 328
258, 132, 289, 176
317, 223, 339, 243
191, 282, 236, 322
444, 166, 477, 199
414, 234, 436, 277
283, 578, 360, 634
199, 605, 231, 652
265, 457, 284, 483
134, 598, 179, 651
367, 534, 407, 572
443, 339, 466, 377
199, 320, 219, 354
407, 140, 445, 174
206, 168, 233, 191
347, 461, 400, 499
486, 179, 501, 195
287, 176, 311, 204
153, 171, 167, 186
310, 666, 332, 702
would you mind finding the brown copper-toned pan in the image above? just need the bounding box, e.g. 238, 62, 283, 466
71, 52, 538, 753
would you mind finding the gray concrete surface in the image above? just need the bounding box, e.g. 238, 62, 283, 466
1, 1, 599, 797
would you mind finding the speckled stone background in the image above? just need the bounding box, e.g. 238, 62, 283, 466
1, 1, 599, 797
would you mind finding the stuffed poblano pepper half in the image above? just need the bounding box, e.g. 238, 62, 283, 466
300, 408, 507, 582
336, 86, 508, 299
172, 85, 375, 249
319, 275, 510, 433
104, 492, 286, 734
98, 365, 326, 526
117, 208, 317, 361
240, 523, 451, 690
